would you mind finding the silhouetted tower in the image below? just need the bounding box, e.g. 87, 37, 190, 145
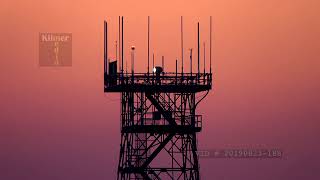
104, 16, 213, 180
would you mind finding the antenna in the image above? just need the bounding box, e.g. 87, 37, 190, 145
189, 48, 193, 75
181, 16, 184, 75
116, 41, 118, 62
119, 16, 121, 74
131, 46, 135, 74
176, 59, 178, 84
121, 16, 124, 76
197, 22, 200, 76
152, 52, 155, 83
148, 16, 150, 77
203, 42, 206, 74
104, 20, 107, 74
210, 16, 212, 74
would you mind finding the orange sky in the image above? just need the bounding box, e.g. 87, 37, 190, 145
1, 0, 320, 179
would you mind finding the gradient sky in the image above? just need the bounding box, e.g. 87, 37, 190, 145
1, 0, 320, 179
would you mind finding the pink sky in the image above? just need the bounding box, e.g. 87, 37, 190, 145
1, 0, 320, 179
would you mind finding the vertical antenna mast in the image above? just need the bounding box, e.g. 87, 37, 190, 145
104, 20, 107, 74
176, 59, 178, 74
203, 42, 206, 74
197, 22, 200, 76
181, 16, 184, 75
116, 41, 118, 62
121, 16, 124, 76
210, 16, 212, 74
119, 16, 121, 73
190, 48, 193, 75
152, 53, 155, 69
148, 16, 150, 77
175, 59, 178, 84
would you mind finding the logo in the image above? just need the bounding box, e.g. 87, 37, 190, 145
39, 33, 72, 66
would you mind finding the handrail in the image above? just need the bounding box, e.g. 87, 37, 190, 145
105, 72, 212, 87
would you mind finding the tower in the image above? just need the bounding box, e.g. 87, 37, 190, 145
104, 16, 213, 180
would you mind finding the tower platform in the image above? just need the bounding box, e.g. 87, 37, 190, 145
105, 72, 212, 93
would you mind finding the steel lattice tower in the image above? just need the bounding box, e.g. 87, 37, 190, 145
104, 16, 213, 180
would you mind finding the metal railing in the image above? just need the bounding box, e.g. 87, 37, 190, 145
105, 72, 212, 88
122, 113, 202, 128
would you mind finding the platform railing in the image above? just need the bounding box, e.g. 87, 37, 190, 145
105, 72, 212, 88
121, 113, 202, 129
